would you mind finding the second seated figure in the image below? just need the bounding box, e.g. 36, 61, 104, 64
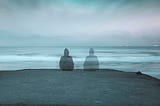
83, 48, 99, 71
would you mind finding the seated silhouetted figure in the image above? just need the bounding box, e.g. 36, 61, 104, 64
83, 48, 99, 71
59, 48, 74, 71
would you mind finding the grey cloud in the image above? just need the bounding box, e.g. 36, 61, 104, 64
0, 0, 160, 46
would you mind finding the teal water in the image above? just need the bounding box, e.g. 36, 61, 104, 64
0, 46, 160, 79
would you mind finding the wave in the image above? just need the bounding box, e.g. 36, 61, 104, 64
0, 55, 58, 62
0, 54, 160, 63
97, 51, 160, 56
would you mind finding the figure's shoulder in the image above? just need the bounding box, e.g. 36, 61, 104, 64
60, 56, 67, 59
61, 56, 72, 58
86, 56, 90, 58
93, 55, 98, 58
61, 56, 64, 58
68, 56, 73, 58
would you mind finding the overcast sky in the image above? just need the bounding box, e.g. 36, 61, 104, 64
0, 0, 160, 46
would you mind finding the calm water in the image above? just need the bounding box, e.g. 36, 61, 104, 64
0, 46, 160, 79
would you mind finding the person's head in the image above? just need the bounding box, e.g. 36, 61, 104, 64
89, 48, 94, 55
64, 48, 69, 56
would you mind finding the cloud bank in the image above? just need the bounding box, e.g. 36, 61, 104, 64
0, 0, 160, 46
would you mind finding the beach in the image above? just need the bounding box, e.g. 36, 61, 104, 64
1, 46, 160, 79
0, 69, 160, 106
0, 0, 160, 105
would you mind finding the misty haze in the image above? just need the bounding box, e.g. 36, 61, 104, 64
0, 0, 160, 106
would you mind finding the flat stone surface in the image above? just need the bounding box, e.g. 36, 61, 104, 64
0, 69, 160, 106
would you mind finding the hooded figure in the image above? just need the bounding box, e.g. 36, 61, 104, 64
83, 48, 99, 71
59, 48, 74, 71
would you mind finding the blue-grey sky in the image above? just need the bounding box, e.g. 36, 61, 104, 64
0, 0, 160, 46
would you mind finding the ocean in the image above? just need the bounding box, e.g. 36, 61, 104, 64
0, 46, 160, 79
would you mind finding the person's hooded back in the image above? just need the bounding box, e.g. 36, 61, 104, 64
83, 48, 99, 71
64, 48, 69, 56
59, 48, 74, 71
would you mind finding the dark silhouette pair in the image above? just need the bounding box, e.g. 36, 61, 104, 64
59, 48, 99, 71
